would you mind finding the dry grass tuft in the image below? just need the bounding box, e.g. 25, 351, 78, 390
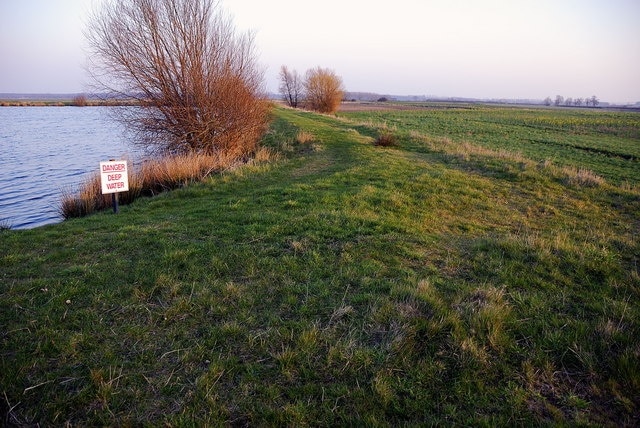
374, 131, 398, 147
538, 160, 606, 187
251, 146, 279, 163
561, 166, 606, 187
455, 286, 511, 352
295, 130, 315, 145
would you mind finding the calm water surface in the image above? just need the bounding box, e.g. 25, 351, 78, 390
0, 107, 140, 229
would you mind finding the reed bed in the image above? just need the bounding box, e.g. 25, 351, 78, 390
60, 148, 274, 219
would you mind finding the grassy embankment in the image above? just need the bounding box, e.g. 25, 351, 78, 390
1, 105, 639, 425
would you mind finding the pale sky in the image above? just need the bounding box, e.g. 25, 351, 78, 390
1, 0, 639, 103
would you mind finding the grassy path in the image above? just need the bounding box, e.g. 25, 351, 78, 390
1, 107, 639, 425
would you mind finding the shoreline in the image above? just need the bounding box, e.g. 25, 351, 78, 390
0, 99, 139, 107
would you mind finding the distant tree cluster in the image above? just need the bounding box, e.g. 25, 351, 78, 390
279, 66, 344, 114
544, 95, 599, 107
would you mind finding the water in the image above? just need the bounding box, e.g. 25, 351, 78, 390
0, 107, 140, 229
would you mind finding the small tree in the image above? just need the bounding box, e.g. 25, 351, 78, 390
554, 95, 564, 106
278, 65, 303, 108
304, 67, 344, 114
86, 0, 269, 156
590, 95, 599, 107
543, 97, 552, 106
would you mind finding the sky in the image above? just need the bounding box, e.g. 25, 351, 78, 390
1, 0, 639, 103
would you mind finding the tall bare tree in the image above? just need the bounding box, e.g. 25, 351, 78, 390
86, 0, 269, 156
304, 67, 344, 114
278, 65, 303, 108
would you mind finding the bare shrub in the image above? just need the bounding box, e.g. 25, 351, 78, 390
304, 67, 344, 114
86, 0, 269, 156
72, 94, 88, 107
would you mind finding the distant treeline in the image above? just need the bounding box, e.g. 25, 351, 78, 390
0, 95, 139, 107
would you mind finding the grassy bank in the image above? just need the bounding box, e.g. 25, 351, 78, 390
59, 150, 276, 219
1, 106, 639, 425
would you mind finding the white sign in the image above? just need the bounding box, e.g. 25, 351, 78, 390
100, 160, 129, 194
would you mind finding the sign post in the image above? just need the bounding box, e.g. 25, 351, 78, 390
100, 160, 129, 214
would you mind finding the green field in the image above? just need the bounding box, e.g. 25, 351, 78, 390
341, 103, 640, 185
1, 105, 639, 425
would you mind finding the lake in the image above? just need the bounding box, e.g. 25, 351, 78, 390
0, 107, 141, 229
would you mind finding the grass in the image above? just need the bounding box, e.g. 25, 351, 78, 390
1, 105, 639, 425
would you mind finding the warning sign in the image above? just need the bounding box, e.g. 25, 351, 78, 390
100, 160, 129, 194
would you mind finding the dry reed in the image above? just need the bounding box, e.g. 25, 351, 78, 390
59, 151, 269, 219
295, 131, 315, 145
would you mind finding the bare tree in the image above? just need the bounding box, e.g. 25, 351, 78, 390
543, 96, 552, 106
303, 67, 344, 114
564, 97, 573, 106
554, 95, 564, 107
278, 65, 303, 108
590, 95, 599, 107
86, 0, 269, 156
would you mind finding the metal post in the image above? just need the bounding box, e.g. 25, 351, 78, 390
112, 192, 119, 214
108, 158, 119, 214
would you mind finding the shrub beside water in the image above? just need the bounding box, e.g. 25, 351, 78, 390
71, 95, 88, 107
